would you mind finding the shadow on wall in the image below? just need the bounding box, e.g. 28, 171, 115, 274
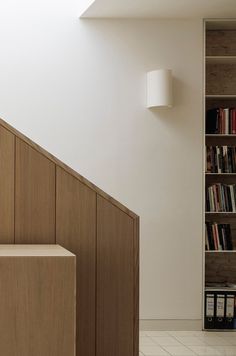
148, 75, 202, 134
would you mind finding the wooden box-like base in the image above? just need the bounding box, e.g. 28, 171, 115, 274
0, 245, 76, 356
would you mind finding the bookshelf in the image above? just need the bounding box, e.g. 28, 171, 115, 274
204, 19, 236, 330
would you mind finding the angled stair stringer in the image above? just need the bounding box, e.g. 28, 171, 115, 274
0, 118, 139, 356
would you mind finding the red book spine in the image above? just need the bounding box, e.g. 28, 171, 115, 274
233, 109, 236, 134
212, 224, 219, 250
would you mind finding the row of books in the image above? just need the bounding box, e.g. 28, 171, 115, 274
206, 146, 236, 173
205, 289, 236, 329
206, 107, 236, 134
206, 183, 236, 212
205, 222, 233, 250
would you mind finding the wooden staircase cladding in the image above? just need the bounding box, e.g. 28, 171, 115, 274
0, 118, 139, 356
0, 118, 137, 219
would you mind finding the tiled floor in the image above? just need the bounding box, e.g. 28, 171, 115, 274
139, 331, 236, 355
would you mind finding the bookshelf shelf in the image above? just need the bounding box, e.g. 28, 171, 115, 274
206, 56, 236, 64
205, 211, 236, 217
204, 19, 236, 331
206, 95, 236, 99
205, 173, 236, 176
205, 134, 236, 137
205, 250, 236, 253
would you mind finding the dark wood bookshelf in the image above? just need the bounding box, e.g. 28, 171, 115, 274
204, 19, 236, 331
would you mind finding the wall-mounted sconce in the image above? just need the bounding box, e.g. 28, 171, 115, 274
146, 69, 173, 108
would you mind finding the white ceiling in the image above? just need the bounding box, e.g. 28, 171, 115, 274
80, 0, 236, 19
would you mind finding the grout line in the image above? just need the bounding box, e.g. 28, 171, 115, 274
159, 345, 173, 356
139, 332, 236, 355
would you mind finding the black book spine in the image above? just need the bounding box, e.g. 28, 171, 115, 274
206, 109, 219, 134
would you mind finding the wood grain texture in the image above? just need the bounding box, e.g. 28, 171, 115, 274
205, 253, 236, 284
15, 138, 55, 243
0, 253, 76, 356
0, 119, 137, 219
0, 244, 75, 256
133, 216, 139, 356
56, 167, 96, 356
206, 63, 236, 95
0, 126, 14, 243
206, 30, 236, 56
0, 120, 139, 356
97, 195, 135, 356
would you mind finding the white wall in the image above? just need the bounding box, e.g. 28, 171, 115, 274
0, 1, 203, 321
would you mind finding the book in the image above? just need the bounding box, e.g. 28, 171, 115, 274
206, 183, 236, 212
205, 222, 233, 250
206, 107, 236, 134
205, 146, 236, 173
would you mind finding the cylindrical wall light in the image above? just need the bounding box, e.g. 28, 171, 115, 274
146, 69, 173, 108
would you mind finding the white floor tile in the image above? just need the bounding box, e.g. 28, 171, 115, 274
146, 331, 171, 337
140, 345, 170, 355
140, 331, 148, 336
213, 346, 236, 355
222, 337, 236, 346
192, 331, 221, 337
140, 336, 157, 346
174, 336, 208, 346
199, 336, 232, 346
168, 331, 205, 337
188, 345, 223, 355
163, 345, 197, 355
209, 332, 236, 337
139, 330, 236, 355
151, 336, 182, 346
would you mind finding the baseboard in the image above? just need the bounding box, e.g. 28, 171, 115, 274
140, 319, 203, 331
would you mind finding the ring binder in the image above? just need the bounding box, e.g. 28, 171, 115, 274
205, 293, 215, 329
216, 294, 225, 329
226, 294, 235, 329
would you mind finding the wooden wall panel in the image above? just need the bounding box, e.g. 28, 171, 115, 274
15, 138, 55, 243
56, 167, 96, 356
133, 216, 139, 356
0, 119, 139, 356
0, 249, 76, 356
97, 195, 135, 356
0, 126, 14, 243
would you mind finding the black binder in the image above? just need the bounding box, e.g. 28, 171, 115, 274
215, 293, 226, 329
205, 292, 215, 329
225, 294, 235, 329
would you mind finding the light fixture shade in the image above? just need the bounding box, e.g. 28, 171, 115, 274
146, 69, 172, 108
